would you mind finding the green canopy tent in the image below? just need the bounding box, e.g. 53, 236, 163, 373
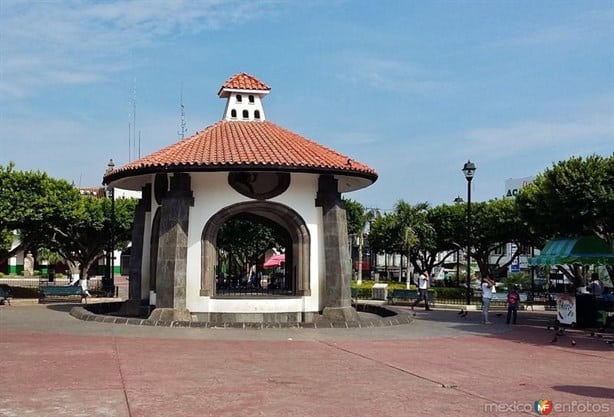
529, 236, 614, 266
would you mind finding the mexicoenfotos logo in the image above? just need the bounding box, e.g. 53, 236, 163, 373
485, 399, 610, 414
534, 400, 553, 415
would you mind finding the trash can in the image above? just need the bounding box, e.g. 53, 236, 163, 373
372, 283, 388, 300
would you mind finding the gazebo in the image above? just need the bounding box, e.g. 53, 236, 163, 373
103, 73, 378, 323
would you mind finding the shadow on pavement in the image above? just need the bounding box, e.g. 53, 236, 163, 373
405, 307, 614, 352
44, 303, 83, 313
552, 385, 614, 399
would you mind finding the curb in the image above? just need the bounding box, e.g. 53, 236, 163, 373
69, 301, 413, 329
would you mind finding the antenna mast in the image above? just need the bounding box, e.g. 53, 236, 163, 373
132, 78, 137, 160
178, 83, 187, 140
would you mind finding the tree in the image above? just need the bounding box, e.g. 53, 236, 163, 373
368, 201, 457, 281
368, 213, 398, 279
44, 194, 137, 280
517, 154, 614, 285
0, 163, 80, 264
344, 198, 366, 236
394, 201, 464, 277
216, 214, 287, 277
343, 199, 379, 283
517, 154, 614, 246
462, 198, 534, 279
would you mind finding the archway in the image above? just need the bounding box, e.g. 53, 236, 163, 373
201, 201, 311, 297
215, 212, 292, 295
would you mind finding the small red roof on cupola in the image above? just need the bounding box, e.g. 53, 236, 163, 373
218, 72, 271, 97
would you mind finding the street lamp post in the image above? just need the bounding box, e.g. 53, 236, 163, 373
105, 159, 116, 297
462, 161, 476, 305
453, 196, 464, 287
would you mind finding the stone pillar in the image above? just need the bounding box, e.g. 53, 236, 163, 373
315, 175, 359, 321
128, 184, 151, 301
153, 173, 193, 319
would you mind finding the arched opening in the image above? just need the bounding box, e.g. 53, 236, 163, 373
201, 201, 310, 297
230, 109, 237, 119
254, 110, 261, 119
236, 94, 242, 103
215, 213, 292, 296
242, 110, 249, 119
248, 95, 255, 104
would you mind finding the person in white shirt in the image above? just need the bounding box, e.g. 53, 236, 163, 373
481, 275, 495, 324
411, 271, 431, 311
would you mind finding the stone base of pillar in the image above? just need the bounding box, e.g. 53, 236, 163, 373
149, 308, 192, 322
322, 306, 360, 322
117, 299, 142, 317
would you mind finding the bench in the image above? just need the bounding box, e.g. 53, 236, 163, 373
39, 285, 87, 303
387, 289, 435, 306
0, 285, 12, 305
488, 292, 531, 309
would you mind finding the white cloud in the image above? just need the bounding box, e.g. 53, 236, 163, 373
336, 56, 450, 95
0, 0, 283, 98
463, 114, 613, 160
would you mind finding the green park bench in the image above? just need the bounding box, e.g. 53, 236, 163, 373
387, 289, 435, 306
39, 285, 87, 303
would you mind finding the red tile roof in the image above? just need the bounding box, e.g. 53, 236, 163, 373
105, 120, 377, 183
218, 73, 271, 96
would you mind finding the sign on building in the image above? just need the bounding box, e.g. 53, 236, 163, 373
504, 176, 535, 198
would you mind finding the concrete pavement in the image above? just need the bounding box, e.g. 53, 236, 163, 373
0, 301, 612, 417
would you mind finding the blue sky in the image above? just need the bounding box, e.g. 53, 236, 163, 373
1, 0, 612, 211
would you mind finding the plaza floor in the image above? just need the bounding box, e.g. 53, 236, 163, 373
0, 299, 612, 417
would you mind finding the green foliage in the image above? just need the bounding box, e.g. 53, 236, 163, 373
0, 163, 137, 279
343, 198, 366, 235
217, 214, 287, 275
503, 273, 530, 290
467, 198, 532, 277
0, 163, 81, 263
369, 201, 457, 275
517, 154, 614, 246
45, 194, 137, 279
368, 213, 397, 255
431, 287, 465, 299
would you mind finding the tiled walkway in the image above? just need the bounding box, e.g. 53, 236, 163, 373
1, 302, 612, 417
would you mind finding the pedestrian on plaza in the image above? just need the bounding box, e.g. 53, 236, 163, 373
411, 270, 431, 311
481, 275, 495, 324
506, 285, 520, 325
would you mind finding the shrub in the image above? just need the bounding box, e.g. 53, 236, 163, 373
434, 287, 466, 299
503, 273, 531, 290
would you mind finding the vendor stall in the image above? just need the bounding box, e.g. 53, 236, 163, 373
529, 236, 614, 328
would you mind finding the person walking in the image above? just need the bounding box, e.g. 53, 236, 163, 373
411, 271, 431, 311
481, 275, 495, 324
506, 285, 520, 325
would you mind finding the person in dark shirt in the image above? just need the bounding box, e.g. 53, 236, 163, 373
506, 285, 520, 325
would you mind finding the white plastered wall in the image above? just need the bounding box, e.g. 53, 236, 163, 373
184, 171, 324, 314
